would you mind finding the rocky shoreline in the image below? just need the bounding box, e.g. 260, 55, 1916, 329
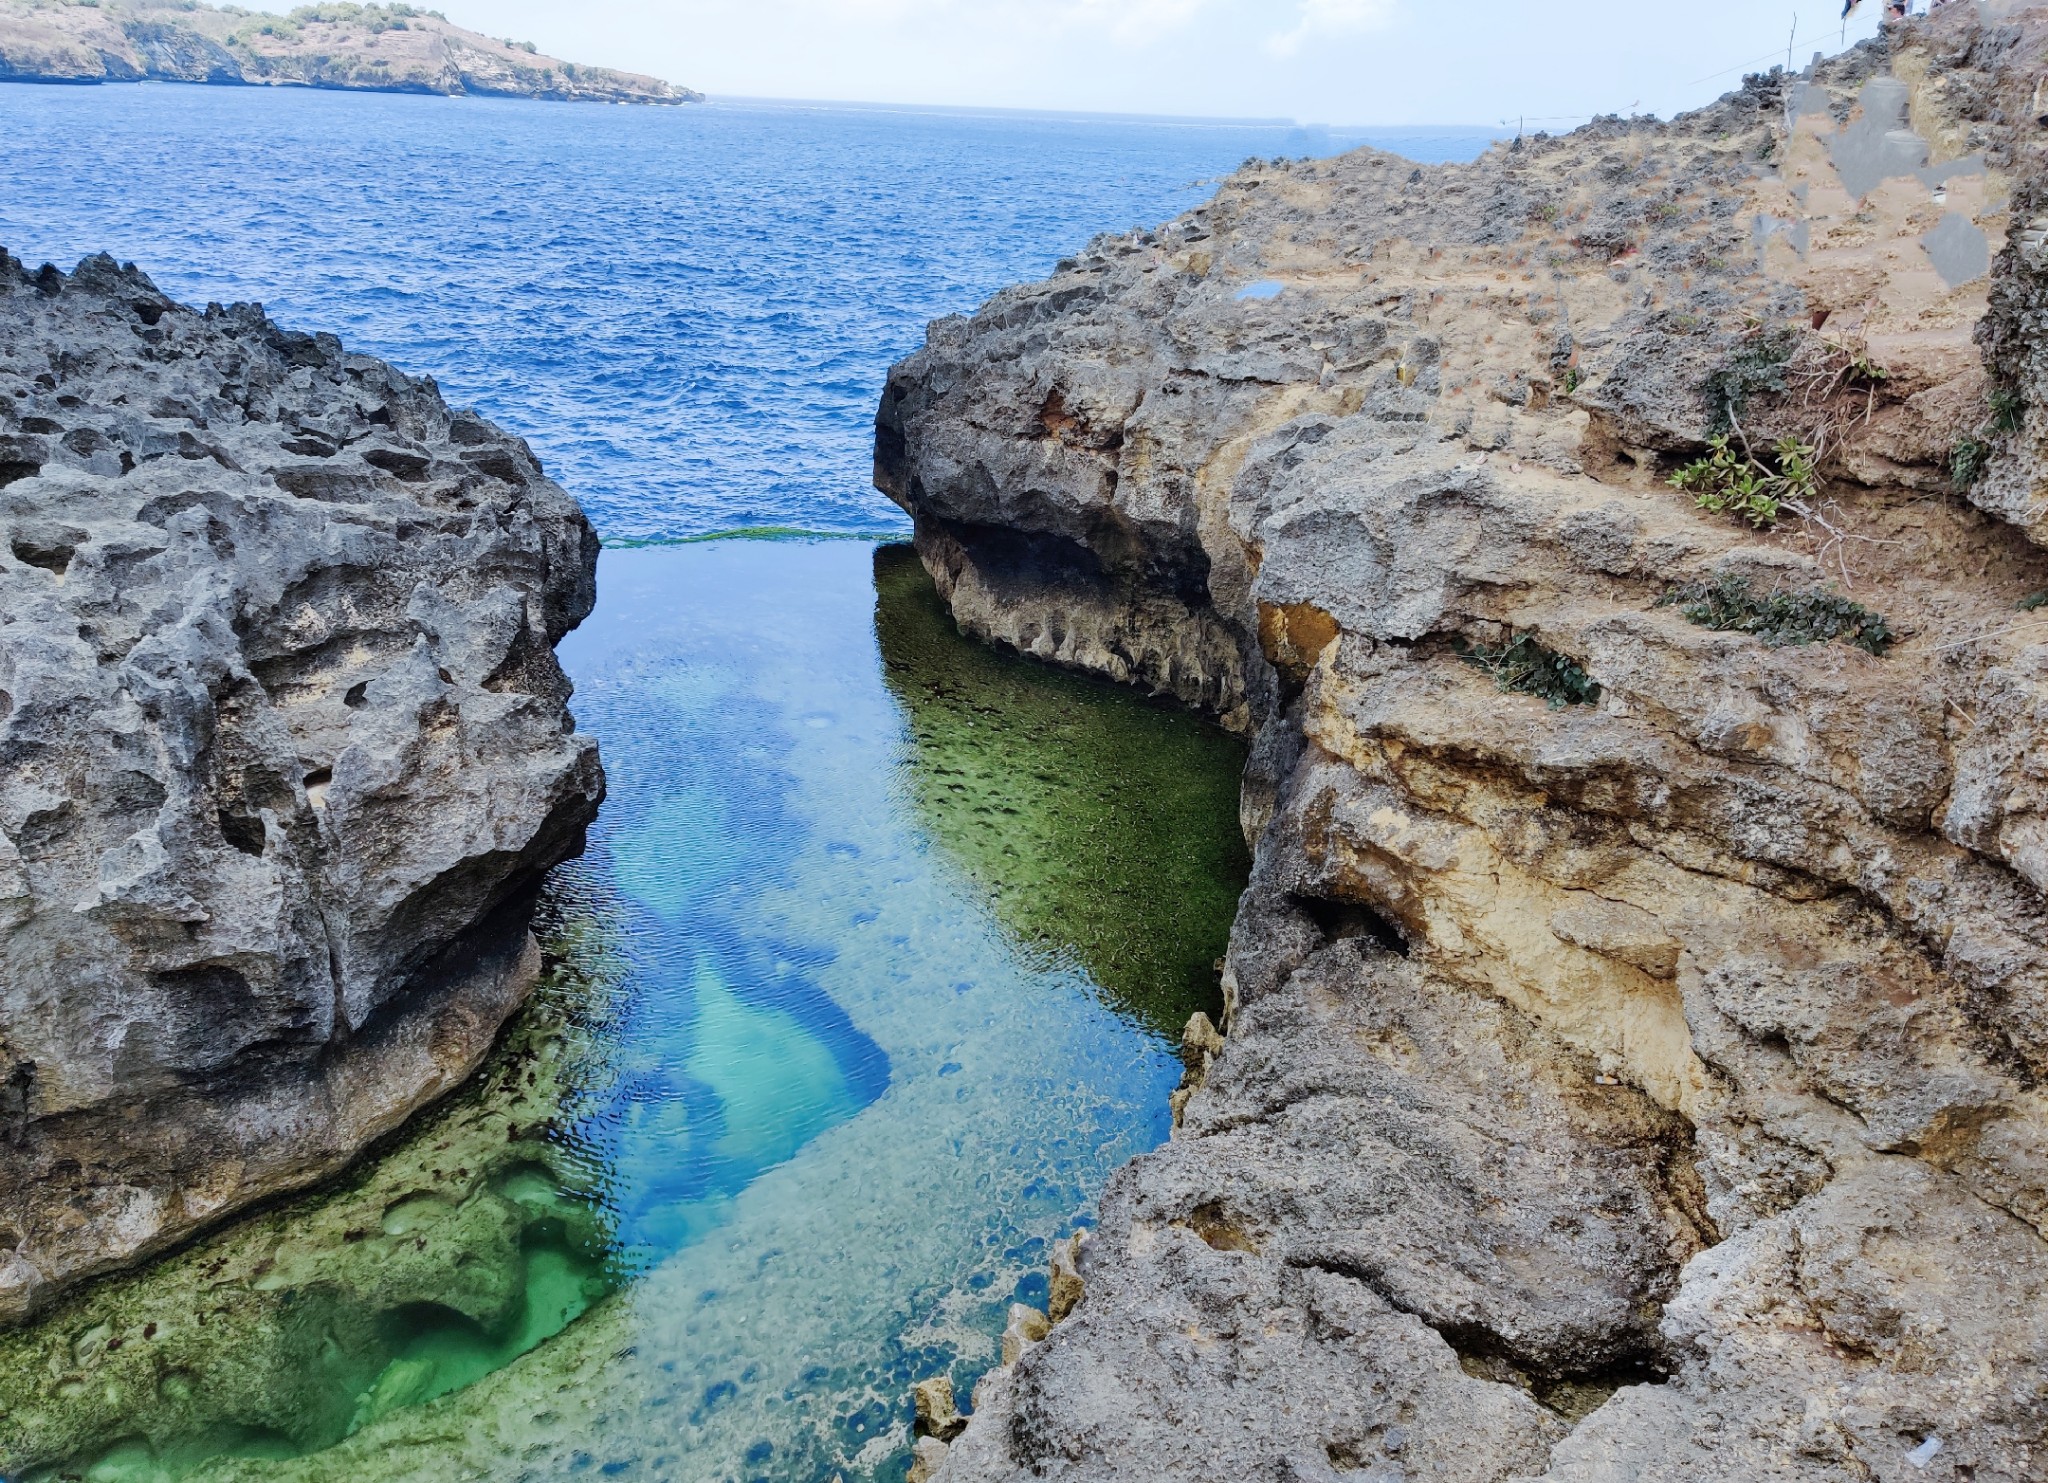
880, 7, 2048, 1480
0, 0, 699, 103
0, 252, 602, 1323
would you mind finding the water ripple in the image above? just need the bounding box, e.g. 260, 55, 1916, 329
0, 84, 1495, 543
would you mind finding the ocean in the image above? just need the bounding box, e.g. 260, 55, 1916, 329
0, 84, 1497, 542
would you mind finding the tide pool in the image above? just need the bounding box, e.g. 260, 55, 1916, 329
0, 540, 1249, 1482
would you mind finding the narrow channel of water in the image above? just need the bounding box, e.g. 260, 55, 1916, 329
0, 539, 1249, 1483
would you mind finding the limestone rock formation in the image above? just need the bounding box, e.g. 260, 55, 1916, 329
0, 251, 603, 1322
0, 0, 700, 103
878, 7, 2048, 1480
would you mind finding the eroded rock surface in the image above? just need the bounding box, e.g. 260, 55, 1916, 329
0, 252, 602, 1322
879, 7, 2048, 1480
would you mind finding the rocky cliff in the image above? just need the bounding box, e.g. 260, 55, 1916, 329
0, 252, 603, 1323
0, 0, 699, 103
879, 6, 2048, 1480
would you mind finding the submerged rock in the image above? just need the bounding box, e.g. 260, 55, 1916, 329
879, 9, 2048, 1481
915, 1375, 969, 1443
0, 252, 603, 1321
873, 542, 1247, 1038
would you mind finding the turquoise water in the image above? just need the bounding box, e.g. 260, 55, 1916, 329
548, 541, 1188, 1278
0, 540, 1250, 1482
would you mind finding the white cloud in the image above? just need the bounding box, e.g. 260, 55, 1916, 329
738, 0, 1214, 45
458, 0, 1882, 127
1059, 0, 1213, 45
1265, 0, 1396, 57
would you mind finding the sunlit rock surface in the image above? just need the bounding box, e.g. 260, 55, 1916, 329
0, 252, 602, 1321
879, 9, 2048, 1480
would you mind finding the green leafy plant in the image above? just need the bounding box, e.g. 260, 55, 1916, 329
1669, 433, 1818, 529
1991, 385, 2025, 436
1658, 576, 1894, 655
1670, 438, 1777, 525
1773, 435, 1818, 497
1826, 340, 1890, 391
1457, 633, 1602, 708
1952, 435, 1991, 491
1562, 368, 1581, 395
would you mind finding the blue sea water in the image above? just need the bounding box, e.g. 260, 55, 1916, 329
0, 84, 1497, 541
0, 83, 1500, 1482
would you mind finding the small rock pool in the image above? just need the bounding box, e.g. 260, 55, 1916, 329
0, 539, 1250, 1483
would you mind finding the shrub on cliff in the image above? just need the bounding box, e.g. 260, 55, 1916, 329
1669, 433, 1819, 528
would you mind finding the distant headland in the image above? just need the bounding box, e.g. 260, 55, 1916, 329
0, 0, 700, 103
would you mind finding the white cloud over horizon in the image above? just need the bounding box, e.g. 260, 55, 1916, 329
1065, 0, 1215, 46
1265, 0, 1397, 60
745, 0, 1215, 45
445, 0, 1885, 127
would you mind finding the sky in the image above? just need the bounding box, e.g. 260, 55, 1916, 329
444, 0, 1886, 126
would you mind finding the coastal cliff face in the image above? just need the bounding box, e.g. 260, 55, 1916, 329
0, 252, 602, 1323
0, 0, 699, 103
879, 7, 2048, 1480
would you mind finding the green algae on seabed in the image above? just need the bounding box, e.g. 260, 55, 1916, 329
0, 907, 631, 1483
873, 544, 1248, 1038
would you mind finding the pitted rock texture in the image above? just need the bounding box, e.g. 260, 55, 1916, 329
880, 8, 2048, 1481
0, 251, 602, 1323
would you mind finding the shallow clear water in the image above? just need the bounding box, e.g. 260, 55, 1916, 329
0, 541, 1249, 1482
0, 82, 1497, 1482
0, 83, 1499, 540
